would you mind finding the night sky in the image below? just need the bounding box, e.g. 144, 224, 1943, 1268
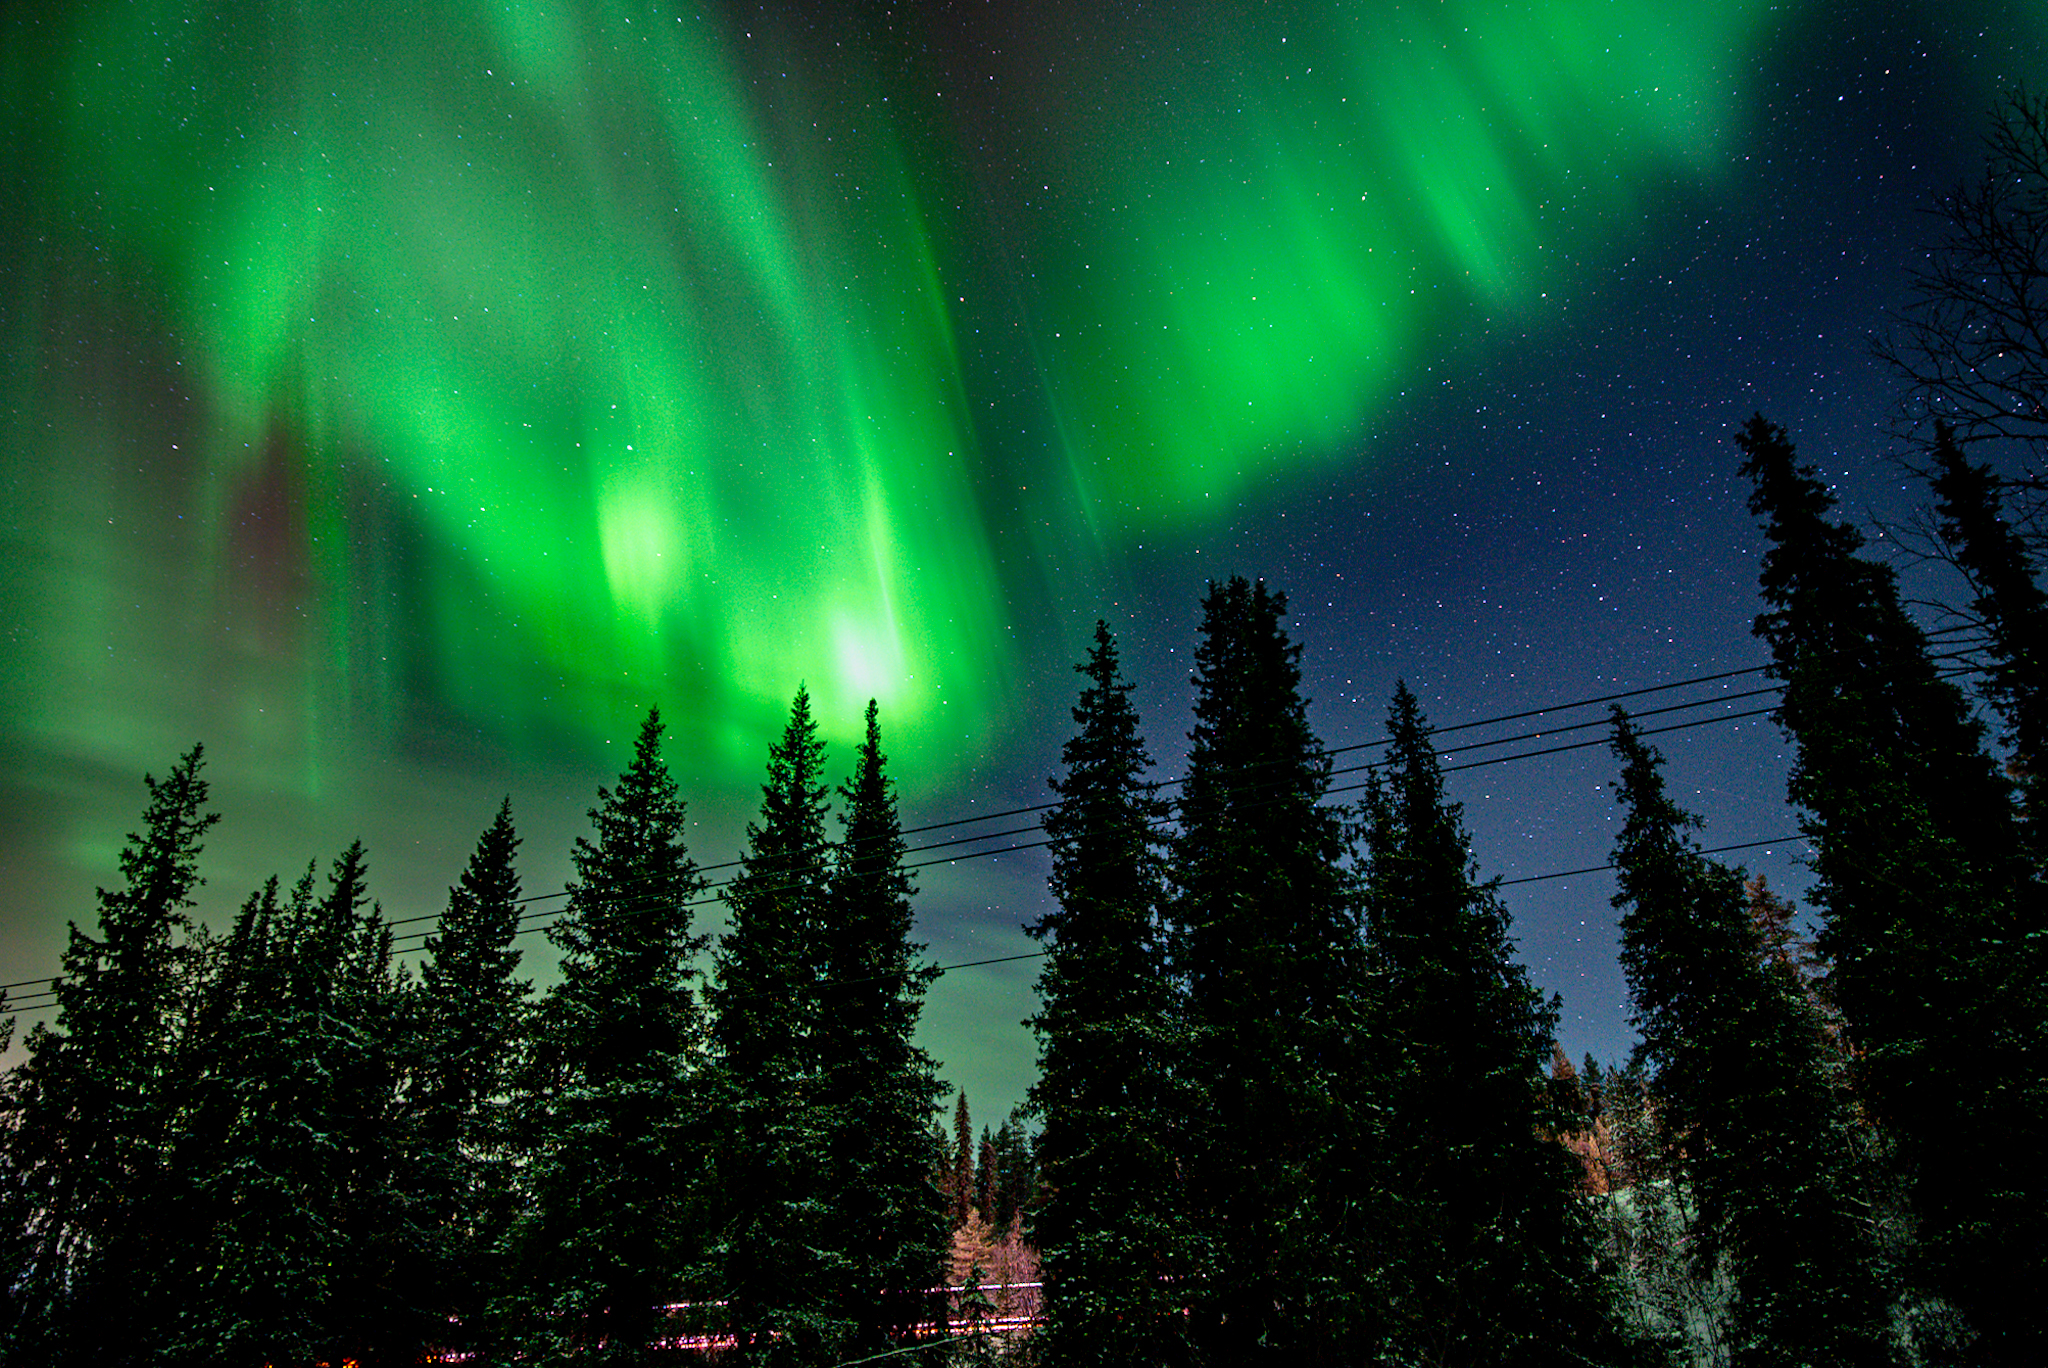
4, 0, 2043, 1118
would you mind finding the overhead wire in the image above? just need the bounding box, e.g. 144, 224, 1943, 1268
0, 832, 1814, 1017
0, 690, 1829, 1016
0, 634, 1992, 1015
357, 632, 1985, 934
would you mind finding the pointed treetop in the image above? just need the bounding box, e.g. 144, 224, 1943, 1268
1050, 621, 1156, 807
752, 686, 830, 848
102, 742, 219, 924
624, 705, 671, 789
423, 797, 526, 1002
843, 699, 896, 830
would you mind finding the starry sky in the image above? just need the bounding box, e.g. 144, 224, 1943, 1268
4, 0, 2043, 1118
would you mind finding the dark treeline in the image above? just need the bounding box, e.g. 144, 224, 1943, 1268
1022, 435, 2043, 1368
6, 88, 2048, 1368
1021, 93, 2048, 1368
0, 703, 948, 1367
2, 472, 2043, 1368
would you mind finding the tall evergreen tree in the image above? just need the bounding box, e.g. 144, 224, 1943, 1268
320, 842, 426, 1367
1364, 683, 1636, 1368
1607, 709, 1896, 1368
1027, 620, 1190, 1367
164, 842, 412, 1366
815, 701, 947, 1356
0, 745, 216, 1365
983, 1112, 1036, 1237
505, 708, 712, 1362
413, 798, 531, 1354
1593, 1059, 1720, 1359
1929, 420, 2048, 866
947, 1091, 975, 1228
706, 686, 838, 1363
172, 867, 336, 1365
1739, 414, 2044, 1362
1168, 577, 1374, 1364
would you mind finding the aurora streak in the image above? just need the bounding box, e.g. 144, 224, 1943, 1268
8, 0, 2044, 1108
6, 0, 1781, 780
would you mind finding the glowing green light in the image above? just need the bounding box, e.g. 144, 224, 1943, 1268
6, 0, 1798, 795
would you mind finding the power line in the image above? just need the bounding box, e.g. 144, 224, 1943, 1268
1, 640, 1990, 1007
0, 668, 1892, 1006
339, 633, 1993, 944
0, 834, 1809, 1018
466, 626, 1974, 930
367, 654, 1833, 934
0, 681, 1934, 1014
424, 688, 1800, 960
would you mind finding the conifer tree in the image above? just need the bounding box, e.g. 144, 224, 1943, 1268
1364, 683, 1636, 1368
1027, 621, 1189, 1366
173, 868, 334, 1364
975, 1129, 998, 1227
1607, 709, 1896, 1368
149, 876, 276, 1359
1929, 421, 2048, 866
505, 708, 711, 1361
166, 843, 412, 1365
413, 798, 531, 1353
707, 687, 838, 1363
815, 700, 947, 1355
1739, 414, 2044, 1361
948, 1091, 975, 1228
985, 1112, 1035, 1237
321, 841, 428, 1365
1168, 578, 1374, 1363
0, 745, 216, 1364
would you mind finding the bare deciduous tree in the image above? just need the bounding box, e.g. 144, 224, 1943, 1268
1879, 88, 2048, 543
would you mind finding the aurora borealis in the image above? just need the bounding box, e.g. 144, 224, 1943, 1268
4, 0, 2044, 1109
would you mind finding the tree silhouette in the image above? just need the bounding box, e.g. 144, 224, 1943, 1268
1364, 685, 1637, 1368
1878, 87, 2048, 531
1608, 709, 1895, 1368
1169, 578, 1370, 1364
1741, 414, 2044, 1363
0, 745, 216, 1364
1028, 622, 1190, 1367
414, 798, 531, 1355
505, 708, 711, 1362
707, 687, 838, 1363
815, 701, 946, 1355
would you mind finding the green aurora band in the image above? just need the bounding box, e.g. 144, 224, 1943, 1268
4, 0, 1792, 799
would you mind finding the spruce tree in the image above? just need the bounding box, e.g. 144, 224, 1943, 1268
1168, 577, 1373, 1363
165, 843, 412, 1365
948, 1091, 975, 1228
985, 1112, 1036, 1237
975, 1128, 998, 1226
153, 876, 285, 1358
706, 687, 838, 1363
413, 798, 531, 1355
815, 700, 947, 1355
1027, 621, 1189, 1367
505, 708, 712, 1361
1739, 414, 2044, 1361
1929, 421, 2048, 867
1364, 683, 1636, 1368
322, 842, 426, 1366
0, 744, 216, 1365
1607, 709, 1896, 1368
1595, 1059, 1719, 1359
173, 867, 334, 1365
